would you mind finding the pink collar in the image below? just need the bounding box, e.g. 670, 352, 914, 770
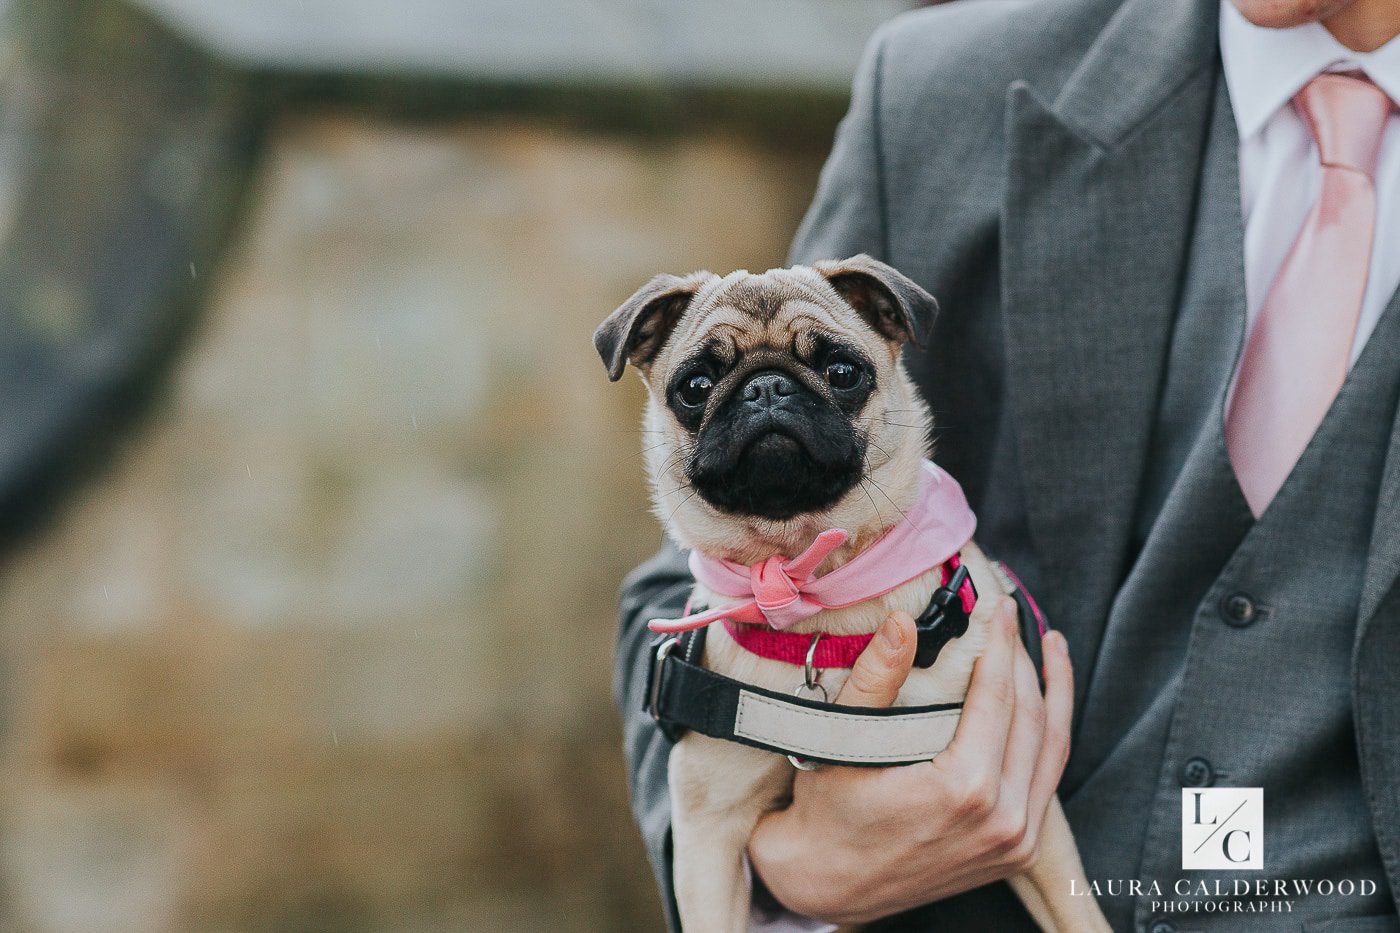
648, 461, 977, 635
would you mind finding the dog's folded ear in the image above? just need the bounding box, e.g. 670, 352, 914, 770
595, 272, 712, 381
814, 255, 938, 347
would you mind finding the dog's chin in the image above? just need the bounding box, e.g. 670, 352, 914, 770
689, 430, 864, 521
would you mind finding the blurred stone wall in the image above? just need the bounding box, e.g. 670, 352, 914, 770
0, 113, 824, 931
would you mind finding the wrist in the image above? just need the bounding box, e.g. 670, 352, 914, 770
748, 819, 836, 920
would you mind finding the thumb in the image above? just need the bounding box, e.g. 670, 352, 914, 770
835, 611, 917, 708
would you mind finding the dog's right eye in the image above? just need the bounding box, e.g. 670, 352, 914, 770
677, 373, 714, 407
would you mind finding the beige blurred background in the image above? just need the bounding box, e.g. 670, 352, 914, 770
0, 1, 918, 929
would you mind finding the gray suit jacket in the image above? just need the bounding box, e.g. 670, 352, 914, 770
615, 0, 1400, 927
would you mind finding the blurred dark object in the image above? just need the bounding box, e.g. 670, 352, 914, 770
0, 0, 260, 550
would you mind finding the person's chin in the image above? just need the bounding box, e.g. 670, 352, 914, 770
1229, 0, 1355, 30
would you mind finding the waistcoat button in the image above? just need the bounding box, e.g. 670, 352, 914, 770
1220, 592, 1257, 627
1149, 920, 1177, 933
1182, 756, 1214, 787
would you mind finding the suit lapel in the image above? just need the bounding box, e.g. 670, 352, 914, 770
1000, 0, 1219, 698
1357, 291, 1400, 627
1354, 282, 1400, 913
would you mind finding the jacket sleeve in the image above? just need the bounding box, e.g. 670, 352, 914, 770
787, 24, 890, 267
614, 540, 693, 931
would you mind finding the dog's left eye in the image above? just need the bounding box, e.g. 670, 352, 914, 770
825, 359, 863, 391
677, 373, 714, 407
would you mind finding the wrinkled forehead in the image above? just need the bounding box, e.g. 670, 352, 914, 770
665, 268, 873, 362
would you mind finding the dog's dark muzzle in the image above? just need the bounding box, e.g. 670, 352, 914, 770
687, 367, 866, 520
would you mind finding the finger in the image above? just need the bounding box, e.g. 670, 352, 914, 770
941, 598, 1018, 774
1027, 630, 1075, 824
998, 632, 1046, 813
834, 611, 916, 708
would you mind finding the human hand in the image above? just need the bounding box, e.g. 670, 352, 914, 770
747, 597, 1073, 924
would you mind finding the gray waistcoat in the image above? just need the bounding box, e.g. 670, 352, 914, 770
1060, 72, 1400, 932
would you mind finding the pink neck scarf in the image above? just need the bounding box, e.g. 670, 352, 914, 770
648, 461, 977, 634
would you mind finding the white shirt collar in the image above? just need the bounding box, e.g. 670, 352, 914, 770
1219, 0, 1400, 141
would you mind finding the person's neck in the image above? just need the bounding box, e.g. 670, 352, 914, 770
1326, 0, 1400, 53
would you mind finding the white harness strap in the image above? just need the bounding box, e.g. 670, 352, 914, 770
733, 690, 961, 765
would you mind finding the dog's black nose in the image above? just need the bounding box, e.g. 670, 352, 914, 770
741, 370, 799, 409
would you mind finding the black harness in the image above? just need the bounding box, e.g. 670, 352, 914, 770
646, 563, 1044, 767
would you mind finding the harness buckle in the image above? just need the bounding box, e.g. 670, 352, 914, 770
648, 635, 681, 722
913, 564, 977, 668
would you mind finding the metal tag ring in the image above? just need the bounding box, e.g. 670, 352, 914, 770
787, 679, 828, 771
803, 632, 823, 690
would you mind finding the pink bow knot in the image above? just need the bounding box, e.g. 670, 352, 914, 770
747, 528, 848, 630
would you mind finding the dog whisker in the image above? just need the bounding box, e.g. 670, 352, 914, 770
662, 487, 699, 526
856, 476, 886, 526
863, 474, 912, 525
655, 446, 693, 477
863, 435, 896, 472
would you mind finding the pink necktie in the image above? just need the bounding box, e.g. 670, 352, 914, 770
1226, 73, 1394, 517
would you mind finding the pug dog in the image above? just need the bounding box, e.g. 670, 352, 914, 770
596, 256, 1109, 933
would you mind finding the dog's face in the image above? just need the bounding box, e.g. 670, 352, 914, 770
595, 256, 937, 563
